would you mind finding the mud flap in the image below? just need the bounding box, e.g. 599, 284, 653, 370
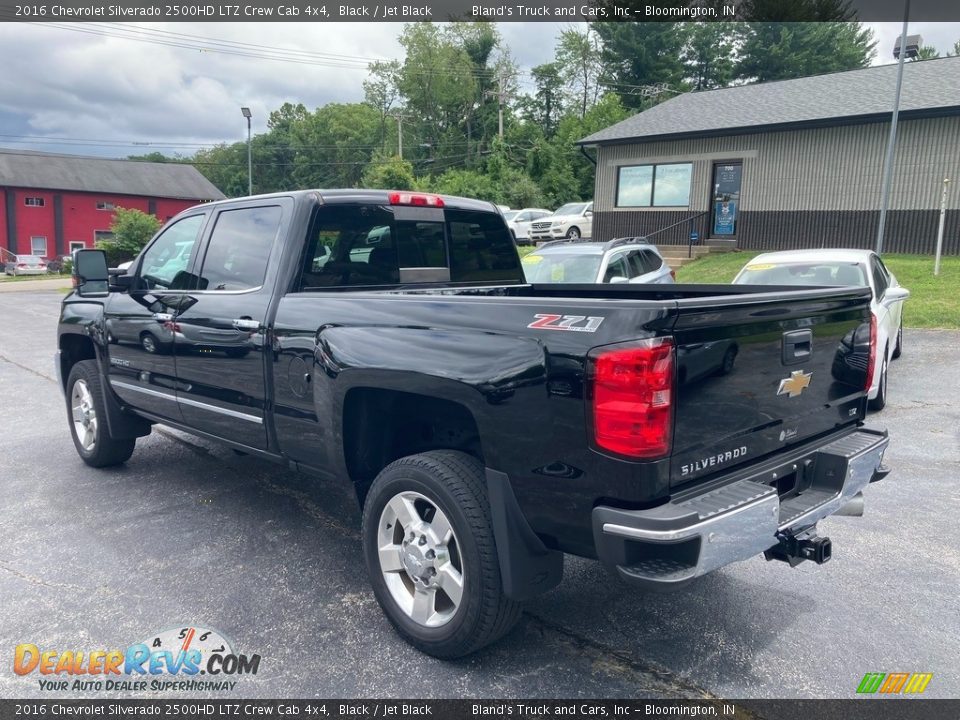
486, 468, 563, 600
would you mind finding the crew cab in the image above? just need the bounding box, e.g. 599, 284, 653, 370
58, 190, 890, 658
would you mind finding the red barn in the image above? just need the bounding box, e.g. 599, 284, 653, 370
0, 148, 225, 259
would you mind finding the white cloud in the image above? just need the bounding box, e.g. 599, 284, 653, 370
0, 20, 565, 156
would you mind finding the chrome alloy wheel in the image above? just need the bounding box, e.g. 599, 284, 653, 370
377, 491, 464, 628
71, 378, 98, 452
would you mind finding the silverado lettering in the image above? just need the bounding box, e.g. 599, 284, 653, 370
58, 189, 890, 659
680, 446, 749, 477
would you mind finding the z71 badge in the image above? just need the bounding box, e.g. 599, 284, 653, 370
527, 314, 604, 332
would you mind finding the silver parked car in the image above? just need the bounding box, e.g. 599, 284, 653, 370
3, 255, 48, 276
521, 237, 675, 284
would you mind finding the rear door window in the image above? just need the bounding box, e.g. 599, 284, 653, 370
196, 205, 283, 291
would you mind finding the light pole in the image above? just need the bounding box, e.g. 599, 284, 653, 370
934, 178, 950, 276
875, 4, 920, 255
241, 106, 252, 196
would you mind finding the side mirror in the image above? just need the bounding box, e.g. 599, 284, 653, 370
584, 210, 593, 217
72, 250, 110, 297
608, 276, 629, 284
883, 286, 909, 304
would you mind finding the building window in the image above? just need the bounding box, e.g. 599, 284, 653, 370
24, 197, 45, 207
96, 201, 117, 211
94, 230, 115, 244
616, 163, 693, 208
31, 236, 48, 256
69, 241, 86, 253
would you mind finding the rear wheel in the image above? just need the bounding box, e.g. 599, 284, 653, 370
66, 360, 136, 467
361, 450, 521, 658
868, 352, 888, 411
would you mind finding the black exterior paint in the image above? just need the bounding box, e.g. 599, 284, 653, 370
596, 209, 960, 255
57, 189, 875, 567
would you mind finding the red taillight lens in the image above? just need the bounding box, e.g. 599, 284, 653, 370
588, 338, 675, 458
388, 192, 444, 208
669, 269, 676, 280
17, 264, 27, 268
864, 314, 877, 391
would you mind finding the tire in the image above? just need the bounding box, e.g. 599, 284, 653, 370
140, 331, 171, 355
717, 345, 738, 376
868, 352, 888, 412
66, 360, 136, 467
565, 227, 581, 240
361, 450, 522, 659
892, 319, 903, 360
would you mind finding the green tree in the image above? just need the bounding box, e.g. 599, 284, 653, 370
682, 23, 737, 90
521, 62, 566, 137
363, 60, 402, 154
592, 17, 688, 109
736, 22, 875, 82
555, 27, 604, 118
98, 207, 161, 264
361, 155, 416, 190
910, 45, 940, 61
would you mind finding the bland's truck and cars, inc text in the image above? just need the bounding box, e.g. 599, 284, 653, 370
59, 190, 890, 658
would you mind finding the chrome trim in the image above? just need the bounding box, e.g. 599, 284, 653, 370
110, 379, 262, 424
601, 431, 889, 584
177, 395, 263, 424
111, 379, 177, 402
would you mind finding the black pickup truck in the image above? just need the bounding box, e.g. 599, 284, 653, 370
58, 190, 890, 658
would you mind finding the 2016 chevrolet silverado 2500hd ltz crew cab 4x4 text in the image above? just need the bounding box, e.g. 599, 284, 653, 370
58, 190, 891, 658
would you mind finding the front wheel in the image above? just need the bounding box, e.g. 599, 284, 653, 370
892, 319, 903, 359
361, 450, 521, 658
66, 360, 136, 467
565, 227, 581, 240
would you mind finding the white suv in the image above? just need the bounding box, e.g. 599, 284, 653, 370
529, 202, 593, 242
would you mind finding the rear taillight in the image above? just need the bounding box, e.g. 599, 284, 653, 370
587, 338, 674, 458
669, 269, 676, 280
864, 314, 878, 391
388, 192, 444, 208
17, 263, 27, 268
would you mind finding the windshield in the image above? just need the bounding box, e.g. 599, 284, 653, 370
502, 211, 519, 221
734, 261, 868, 287
553, 203, 588, 217
521, 252, 601, 283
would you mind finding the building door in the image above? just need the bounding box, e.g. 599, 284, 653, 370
710, 161, 743, 238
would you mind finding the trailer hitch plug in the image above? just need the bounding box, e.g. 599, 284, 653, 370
798, 535, 832, 564
764, 529, 832, 567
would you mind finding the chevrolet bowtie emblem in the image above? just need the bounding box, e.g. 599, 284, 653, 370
777, 370, 812, 398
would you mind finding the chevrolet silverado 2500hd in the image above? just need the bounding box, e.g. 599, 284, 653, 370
58, 190, 890, 658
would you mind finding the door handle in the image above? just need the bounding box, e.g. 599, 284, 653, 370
782, 330, 812, 365
232, 318, 260, 330
152, 312, 174, 322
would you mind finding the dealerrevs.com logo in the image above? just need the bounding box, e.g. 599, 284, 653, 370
14, 626, 260, 693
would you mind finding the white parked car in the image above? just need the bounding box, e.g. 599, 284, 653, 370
732, 249, 908, 411
529, 202, 593, 242
521, 238, 675, 285
502, 208, 553, 245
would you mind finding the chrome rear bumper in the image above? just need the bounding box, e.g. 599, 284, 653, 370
592, 428, 889, 586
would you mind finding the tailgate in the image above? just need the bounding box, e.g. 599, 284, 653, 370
670, 286, 872, 486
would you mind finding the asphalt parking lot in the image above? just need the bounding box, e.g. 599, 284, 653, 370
0, 287, 957, 701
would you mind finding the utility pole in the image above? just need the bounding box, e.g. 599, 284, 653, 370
390, 113, 410, 159
876, 0, 914, 255
486, 72, 510, 140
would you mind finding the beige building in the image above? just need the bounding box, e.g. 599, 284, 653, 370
578, 56, 960, 254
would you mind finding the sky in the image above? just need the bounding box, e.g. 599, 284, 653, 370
0, 20, 958, 158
